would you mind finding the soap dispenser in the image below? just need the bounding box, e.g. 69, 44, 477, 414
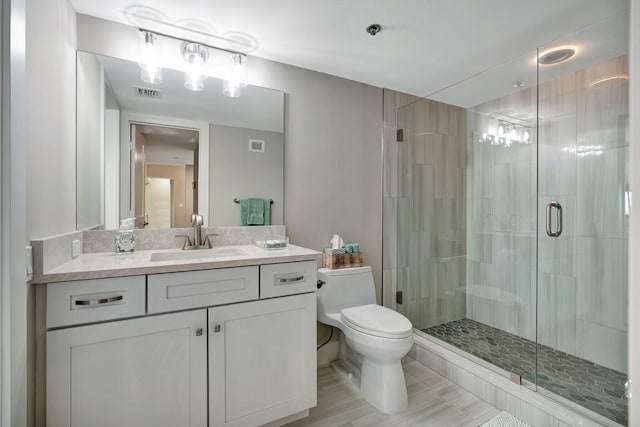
114, 220, 136, 254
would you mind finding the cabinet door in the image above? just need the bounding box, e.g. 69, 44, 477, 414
209, 293, 317, 427
47, 310, 207, 427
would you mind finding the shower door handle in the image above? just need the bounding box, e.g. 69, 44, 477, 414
546, 202, 563, 237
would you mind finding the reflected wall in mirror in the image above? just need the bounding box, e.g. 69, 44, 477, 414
76, 51, 285, 230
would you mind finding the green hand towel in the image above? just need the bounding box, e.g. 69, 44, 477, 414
240, 198, 271, 226
247, 198, 264, 225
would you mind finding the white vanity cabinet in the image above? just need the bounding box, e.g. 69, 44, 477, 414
45, 260, 318, 427
47, 309, 208, 427
209, 292, 317, 427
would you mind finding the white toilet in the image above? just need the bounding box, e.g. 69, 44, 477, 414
317, 266, 413, 414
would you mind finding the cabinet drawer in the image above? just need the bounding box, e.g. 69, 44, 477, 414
148, 266, 259, 314
47, 276, 146, 328
260, 261, 317, 298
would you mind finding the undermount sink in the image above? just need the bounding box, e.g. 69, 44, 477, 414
149, 247, 246, 262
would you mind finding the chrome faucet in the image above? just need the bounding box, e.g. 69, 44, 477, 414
191, 214, 204, 247
175, 214, 218, 250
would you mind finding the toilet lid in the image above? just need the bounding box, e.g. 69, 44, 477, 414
341, 304, 413, 338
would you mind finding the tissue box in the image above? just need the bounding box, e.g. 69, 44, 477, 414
323, 252, 364, 269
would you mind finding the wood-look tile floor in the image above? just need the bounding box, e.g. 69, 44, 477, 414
284, 358, 500, 427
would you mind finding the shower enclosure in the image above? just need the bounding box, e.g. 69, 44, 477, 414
386, 13, 629, 426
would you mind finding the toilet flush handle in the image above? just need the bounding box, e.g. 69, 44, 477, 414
317, 280, 325, 289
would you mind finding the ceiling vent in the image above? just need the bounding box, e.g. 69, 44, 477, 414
133, 86, 162, 99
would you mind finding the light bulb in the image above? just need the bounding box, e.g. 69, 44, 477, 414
139, 31, 162, 84
229, 53, 248, 87
182, 43, 209, 91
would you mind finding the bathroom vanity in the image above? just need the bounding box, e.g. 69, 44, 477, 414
34, 244, 321, 427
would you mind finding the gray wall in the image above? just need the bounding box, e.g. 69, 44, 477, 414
249, 56, 383, 297
209, 124, 284, 227
76, 15, 384, 301
76, 51, 103, 230
629, 1, 640, 423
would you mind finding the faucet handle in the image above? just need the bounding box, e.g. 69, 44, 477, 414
175, 234, 193, 250
191, 214, 203, 226
203, 233, 220, 248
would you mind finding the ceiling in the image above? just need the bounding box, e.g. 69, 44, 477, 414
70, 0, 629, 99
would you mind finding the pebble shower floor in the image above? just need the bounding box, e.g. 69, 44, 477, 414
424, 318, 627, 425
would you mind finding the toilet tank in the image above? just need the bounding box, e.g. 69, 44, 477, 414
317, 267, 377, 324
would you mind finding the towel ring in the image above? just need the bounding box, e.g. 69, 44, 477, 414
234, 198, 274, 204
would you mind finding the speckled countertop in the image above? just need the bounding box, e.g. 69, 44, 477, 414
34, 245, 322, 284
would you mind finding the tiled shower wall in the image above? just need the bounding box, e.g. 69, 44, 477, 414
382, 90, 468, 329
465, 87, 538, 344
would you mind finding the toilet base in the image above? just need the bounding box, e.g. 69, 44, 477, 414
360, 358, 408, 414
334, 335, 409, 415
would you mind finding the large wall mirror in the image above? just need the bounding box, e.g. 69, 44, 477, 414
76, 51, 285, 230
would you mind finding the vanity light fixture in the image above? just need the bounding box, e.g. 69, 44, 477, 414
182, 42, 209, 91
222, 53, 248, 97
137, 29, 249, 97
139, 31, 163, 84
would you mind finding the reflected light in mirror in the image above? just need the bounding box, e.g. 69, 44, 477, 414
223, 80, 241, 97
590, 75, 629, 87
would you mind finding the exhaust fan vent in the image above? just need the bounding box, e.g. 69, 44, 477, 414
133, 86, 162, 99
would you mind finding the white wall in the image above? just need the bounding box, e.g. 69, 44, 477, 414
144, 142, 195, 165
2, 0, 28, 425
22, 0, 76, 425
76, 16, 384, 301
25, 0, 76, 239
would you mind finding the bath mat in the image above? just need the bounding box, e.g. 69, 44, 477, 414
480, 411, 530, 427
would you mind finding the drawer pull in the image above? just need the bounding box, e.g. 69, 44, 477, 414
74, 295, 123, 306
196, 328, 203, 336
213, 324, 221, 333
275, 275, 305, 285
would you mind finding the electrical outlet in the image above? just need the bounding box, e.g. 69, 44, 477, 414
72, 239, 81, 258
26, 246, 33, 276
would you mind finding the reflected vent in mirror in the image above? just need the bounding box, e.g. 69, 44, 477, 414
133, 86, 162, 100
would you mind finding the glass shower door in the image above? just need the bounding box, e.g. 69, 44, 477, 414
395, 51, 539, 390
536, 14, 629, 425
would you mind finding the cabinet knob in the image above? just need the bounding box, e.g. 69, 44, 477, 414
196, 328, 203, 336
213, 324, 221, 333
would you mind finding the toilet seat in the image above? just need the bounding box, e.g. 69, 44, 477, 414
341, 304, 412, 339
